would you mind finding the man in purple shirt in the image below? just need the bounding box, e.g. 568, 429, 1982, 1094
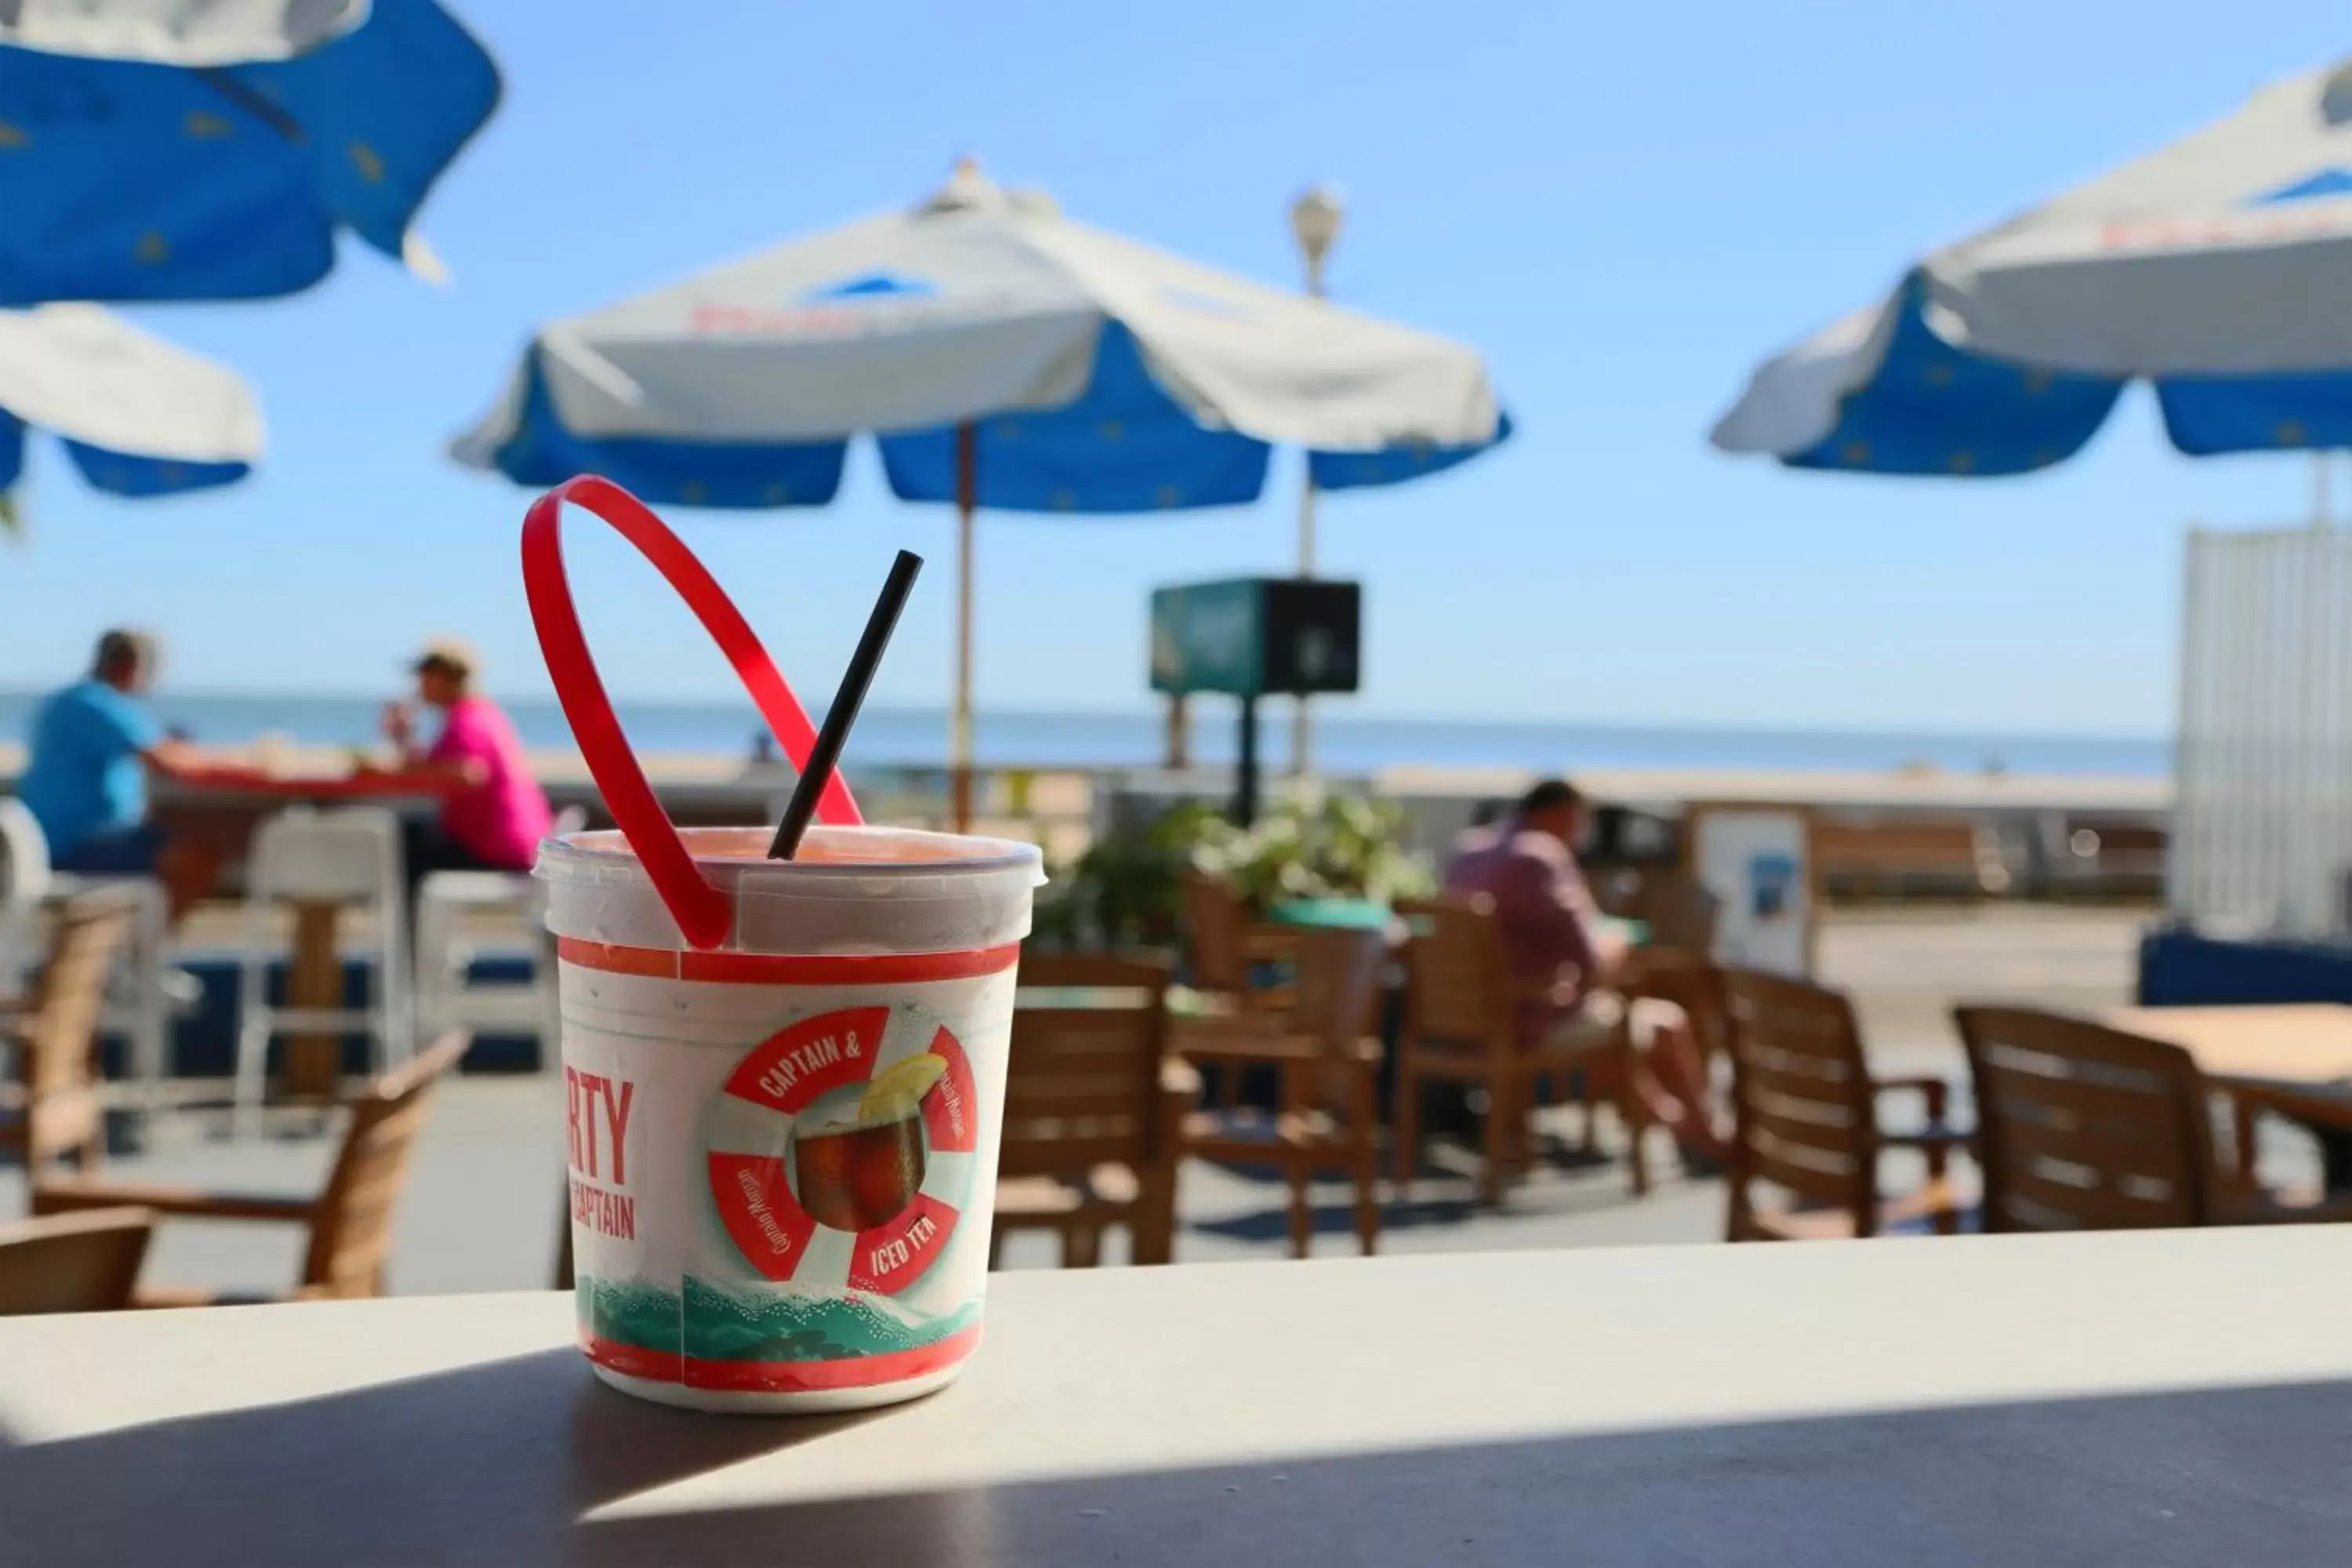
1446, 779, 1725, 1162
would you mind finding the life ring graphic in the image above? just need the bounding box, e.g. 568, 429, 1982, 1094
705, 1004, 978, 1295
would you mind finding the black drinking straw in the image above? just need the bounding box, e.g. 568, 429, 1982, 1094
768, 550, 924, 860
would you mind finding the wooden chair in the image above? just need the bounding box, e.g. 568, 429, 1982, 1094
1629, 873, 1722, 956
1954, 1007, 2352, 1231
1524, 880, 1725, 1149
30, 1030, 470, 1304
993, 952, 1191, 1267
1172, 926, 1388, 1256
1181, 872, 1298, 1013
1722, 970, 1966, 1240
2221, 1079, 2352, 1200
1612, 946, 1737, 1177
1, 889, 137, 1175
1392, 893, 1647, 1204
0, 1207, 154, 1315
1623, 946, 1732, 1070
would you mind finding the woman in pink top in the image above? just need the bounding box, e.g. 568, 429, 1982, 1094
382, 639, 554, 889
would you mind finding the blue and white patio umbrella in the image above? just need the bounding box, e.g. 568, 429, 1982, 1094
1713, 59, 2352, 478
0, 0, 500, 304
0, 304, 263, 527
452, 161, 1512, 819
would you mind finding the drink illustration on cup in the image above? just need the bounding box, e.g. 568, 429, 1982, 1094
700, 1007, 987, 1306
791, 1054, 947, 1232
526, 477, 1040, 1414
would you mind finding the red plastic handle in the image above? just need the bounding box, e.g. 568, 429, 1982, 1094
521, 474, 862, 950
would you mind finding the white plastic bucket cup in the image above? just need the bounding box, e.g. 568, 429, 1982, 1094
515, 476, 1044, 1412
542, 824, 1042, 1412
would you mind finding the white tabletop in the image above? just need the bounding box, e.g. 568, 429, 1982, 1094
3, 1231, 2349, 1566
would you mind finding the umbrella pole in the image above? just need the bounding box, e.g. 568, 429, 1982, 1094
952, 422, 978, 833
1290, 227, 1333, 786
1292, 472, 1317, 781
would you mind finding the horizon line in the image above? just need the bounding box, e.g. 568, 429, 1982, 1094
0, 684, 2170, 746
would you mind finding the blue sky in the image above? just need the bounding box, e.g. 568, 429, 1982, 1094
5, 1, 2348, 735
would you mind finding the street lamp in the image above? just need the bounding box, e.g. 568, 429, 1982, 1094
1288, 184, 1344, 779
1290, 186, 1345, 289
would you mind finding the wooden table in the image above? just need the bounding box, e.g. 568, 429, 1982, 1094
2107, 1004, 2352, 1089
154, 768, 448, 875
5, 1233, 2350, 1566
2108, 1004, 2352, 1186
162, 770, 451, 1098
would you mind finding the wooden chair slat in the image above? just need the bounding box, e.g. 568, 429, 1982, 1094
997, 1133, 1149, 1171
27, 1029, 467, 1304
1973, 1100, 2200, 1228
1974, 1051, 2173, 1121
1624, 947, 1730, 1065
325, 1168, 413, 1220
1396, 896, 1509, 1048
0, 1207, 153, 1315
24, 1093, 103, 1161
1734, 1062, 1867, 1125
1725, 968, 1958, 1242
1004, 1081, 1157, 1118
1181, 875, 1296, 1007
1994, 1174, 2191, 1231
1738, 1099, 1867, 1167
303, 1044, 458, 1292
1736, 1041, 1864, 1091
1177, 924, 1390, 1255
1182, 873, 1252, 995
1395, 894, 1646, 1204
994, 951, 1180, 1267
1955, 1007, 2216, 1233
994, 1029, 1162, 1062
1018, 951, 1178, 992
1975, 1083, 2193, 1167
1744, 1142, 1864, 1207
1987, 1155, 2195, 1231
4, 892, 136, 1173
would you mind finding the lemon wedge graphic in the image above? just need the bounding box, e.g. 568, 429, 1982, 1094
856, 1053, 949, 1124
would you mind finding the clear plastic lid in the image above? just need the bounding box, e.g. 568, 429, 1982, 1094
536, 826, 1045, 957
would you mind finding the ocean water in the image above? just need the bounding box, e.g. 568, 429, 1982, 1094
0, 690, 2169, 778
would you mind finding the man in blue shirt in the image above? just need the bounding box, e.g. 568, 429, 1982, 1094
18, 630, 217, 918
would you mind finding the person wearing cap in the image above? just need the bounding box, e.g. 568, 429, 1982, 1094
17, 628, 234, 920
381, 641, 554, 887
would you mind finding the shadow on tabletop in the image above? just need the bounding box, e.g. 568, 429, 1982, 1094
0, 1345, 881, 1567
1196, 1133, 1624, 1189
1185, 1138, 1673, 1245
4, 1345, 2350, 1566
1187, 1192, 1479, 1245
575, 1377, 2352, 1568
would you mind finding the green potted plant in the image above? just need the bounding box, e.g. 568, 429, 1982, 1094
1033, 793, 1432, 950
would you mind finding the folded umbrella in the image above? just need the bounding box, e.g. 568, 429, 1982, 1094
0, 0, 368, 64
0, 303, 264, 529
1713, 58, 2352, 476
0, 0, 499, 304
